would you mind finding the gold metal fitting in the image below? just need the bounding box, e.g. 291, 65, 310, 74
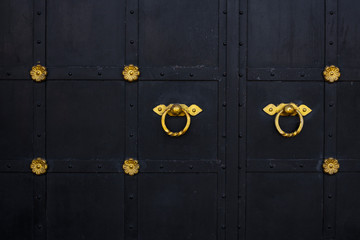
123, 158, 140, 176
263, 103, 312, 137
122, 64, 140, 82
323, 65, 340, 83
30, 157, 48, 175
323, 158, 340, 175
153, 104, 202, 137
30, 65, 47, 82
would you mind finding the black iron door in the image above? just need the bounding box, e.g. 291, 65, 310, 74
1, 0, 360, 240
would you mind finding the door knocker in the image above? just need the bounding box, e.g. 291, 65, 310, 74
153, 104, 202, 137
263, 103, 312, 137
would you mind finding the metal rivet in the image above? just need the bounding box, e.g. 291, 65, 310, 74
160, 72, 164, 76
37, 40, 41, 44
6, 72, 11, 76
129, 133, 134, 137
98, 72, 102, 76
189, 165, 193, 169
37, 103, 41, 107
269, 164, 274, 168
328, 194, 333, 199
221, 225, 226, 229
221, 164, 226, 169
302, 108, 307, 112
68, 72, 72, 76
129, 194, 134, 199
130, 104, 134, 107
6, 164, 11, 168
328, 225, 332, 230
238, 165, 242, 169
221, 193, 226, 198
98, 164, 102, 169
328, 133, 333, 137
223, 42, 227, 46
37, 134, 41, 137
129, 225, 134, 230
269, 108, 273, 112
37, 224, 42, 230
68, 164, 72, 168
130, 10, 134, 14
329, 102, 334, 107
239, 42, 243, 46
36, 195, 42, 200
238, 225, 241, 229
223, 10, 227, 14
189, 73, 194, 77
270, 72, 275, 77
239, 133, 242, 138
222, 102, 227, 107
223, 72, 227, 77
130, 40, 134, 44
299, 163, 304, 168
330, 11, 335, 15
329, 41, 334, 45
238, 195, 242, 198
160, 165, 164, 169
300, 73, 305, 77
37, 11, 42, 15
239, 73, 243, 78
192, 109, 196, 113
239, 11, 244, 15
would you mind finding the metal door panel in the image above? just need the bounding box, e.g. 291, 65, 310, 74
246, 173, 323, 240
138, 173, 218, 240
46, 0, 126, 68
0, 81, 33, 160
338, 0, 360, 80
0, 0, 33, 77
47, 173, 124, 240
336, 173, 360, 239
139, 0, 219, 68
0, 173, 33, 240
138, 81, 218, 161
46, 81, 125, 160
248, 0, 324, 70
337, 83, 360, 159
247, 82, 324, 160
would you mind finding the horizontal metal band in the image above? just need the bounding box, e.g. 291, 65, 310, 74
247, 159, 323, 172
247, 68, 323, 81
0, 159, 221, 173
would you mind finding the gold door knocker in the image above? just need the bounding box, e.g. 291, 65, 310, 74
263, 103, 312, 137
153, 104, 202, 137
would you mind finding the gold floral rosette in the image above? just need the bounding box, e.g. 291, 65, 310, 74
122, 64, 140, 82
123, 158, 140, 175
323, 158, 339, 175
30, 157, 48, 175
30, 65, 47, 82
323, 65, 340, 83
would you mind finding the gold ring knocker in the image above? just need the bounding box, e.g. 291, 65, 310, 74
275, 105, 304, 137
263, 103, 312, 138
153, 104, 203, 137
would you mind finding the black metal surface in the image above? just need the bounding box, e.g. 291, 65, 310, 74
1, 0, 360, 239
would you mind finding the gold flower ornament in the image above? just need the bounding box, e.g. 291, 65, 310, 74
323, 65, 340, 83
30, 157, 48, 175
122, 64, 140, 82
123, 158, 140, 176
323, 158, 339, 175
30, 65, 47, 82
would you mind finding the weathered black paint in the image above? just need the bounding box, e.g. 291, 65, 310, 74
1, 0, 360, 239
